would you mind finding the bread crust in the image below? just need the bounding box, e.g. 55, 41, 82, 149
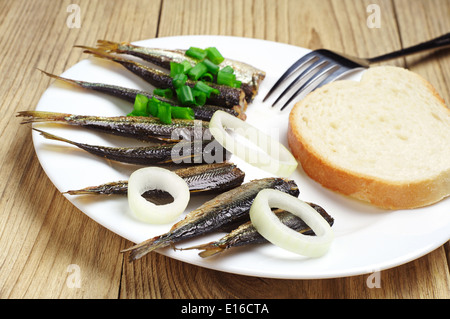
288, 121, 449, 209
287, 68, 450, 210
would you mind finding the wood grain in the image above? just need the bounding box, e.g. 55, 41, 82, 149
0, 0, 448, 299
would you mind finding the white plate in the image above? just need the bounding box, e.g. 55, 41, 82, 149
32, 35, 450, 279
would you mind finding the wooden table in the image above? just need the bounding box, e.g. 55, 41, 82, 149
1, 0, 449, 299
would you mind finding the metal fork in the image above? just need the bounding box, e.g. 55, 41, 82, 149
264, 32, 450, 110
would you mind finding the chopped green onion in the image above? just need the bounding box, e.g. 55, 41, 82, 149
157, 103, 172, 124
128, 94, 149, 116
153, 88, 173, 99
187, 62, 208, 81
135, 94, 149, 112
148, 98, 173, 118
205, 47, 225, 64
199, 72, 214, 82
147, 97, 160, 117
172, 73, 188, 89
217, 70, 237, 87
194, 81, 220, 98
175, 46, 238, 102
127, 110, 144, 117
217, 67, 241, 87
185, 47, 207, 60
171, 106, 195, 120
180, 60, 192, 73
130, 94, 195, 123
202, 59, 220, 75
192, 90, 207, 106
170, 62, 186, 77
232, 80, 242, 88
220, 65, 235, 74
147, 97, 195, 121
176, 85, 195, 105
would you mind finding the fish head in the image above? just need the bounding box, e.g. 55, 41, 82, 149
274, 178, 300, 197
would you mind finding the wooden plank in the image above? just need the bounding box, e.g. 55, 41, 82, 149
0, 0, 161, 298
121, 246, 449, 298
394, 0, 450, 105
157, 0, 402, 56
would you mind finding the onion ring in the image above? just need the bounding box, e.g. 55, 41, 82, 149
127, 167, 190, 224
250, 189, 334, 257
209, 110, 297, 177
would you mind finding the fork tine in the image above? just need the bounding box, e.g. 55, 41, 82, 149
262, 52, 317, 102
279, 65, 341, 111
317, 66, 365, 88
314, 67, 346, 88
271, 58, 328, 106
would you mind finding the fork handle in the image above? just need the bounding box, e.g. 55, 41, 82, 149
368, 32, 450, 63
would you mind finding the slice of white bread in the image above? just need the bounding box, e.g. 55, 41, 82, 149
287, 66, 450, 209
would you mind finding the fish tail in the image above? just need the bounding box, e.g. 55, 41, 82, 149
38, 69, 83, 88
96, 40, 128, 53
63, 186, 102, 195
178, 242, 226, 258
63, 190, 91, 195
32, 128, 78, 147
17, 110, 71, 124
121, 235, 172, 262
198, 246, 225, 258
76, 45, 131, 64
63, 181, 127, 196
